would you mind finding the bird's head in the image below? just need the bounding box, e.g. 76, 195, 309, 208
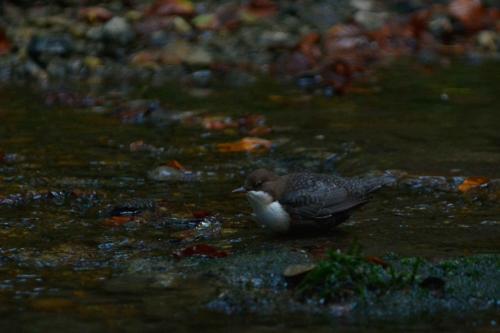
232, 168, 279, 193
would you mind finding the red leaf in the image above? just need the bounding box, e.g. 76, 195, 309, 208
0, 28, 12, 56
174, 244, 228, 258
365, 256, 389, 268
192, 210, 211, 219
103, 216, 135, 227
167, 160, 188, 171
217, 137, 272, 153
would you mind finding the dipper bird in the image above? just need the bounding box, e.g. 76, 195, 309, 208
233, 169, 393, 233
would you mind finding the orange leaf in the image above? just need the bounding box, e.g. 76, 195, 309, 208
103, 216, 134, 226
458, 176, 489, 192
167, 160, 187, 171
248, 126, 272, 136
217, 137, 272, 153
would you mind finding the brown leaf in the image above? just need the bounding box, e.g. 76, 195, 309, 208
31, 298, 76, 312
217, 137, 272, 153
202, 116, 235, 130
248, 126, 272, 136
103, 216, 135, 227
0, 28, 12, 56
148, 0, 195, 17
192, 210, 211, 218
79, 6, 113, 23
298, 32, 322, 64
241, 0, 278, 20
365, 256, 389, 268
458, 176, 489, 192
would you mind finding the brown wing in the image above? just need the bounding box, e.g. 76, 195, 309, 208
278, 173, 367, 222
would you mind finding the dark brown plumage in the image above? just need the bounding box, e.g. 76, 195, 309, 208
235, 168, 393, 231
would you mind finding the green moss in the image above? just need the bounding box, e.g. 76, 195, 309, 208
298, 245, 422, 301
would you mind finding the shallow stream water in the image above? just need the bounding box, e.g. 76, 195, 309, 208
0, 60, 499, 331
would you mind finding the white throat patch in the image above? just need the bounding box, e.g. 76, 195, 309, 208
246, 191, 291, 232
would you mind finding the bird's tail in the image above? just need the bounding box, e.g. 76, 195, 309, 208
360, 172, 398, 194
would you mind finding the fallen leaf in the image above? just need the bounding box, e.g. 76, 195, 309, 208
0, 28, 11, 55
174, 244, 228, 258
31, 298, 76, 312
103, 216, 135, 227
192, 210, 211, 219
217, 137, 272, 153
129, 140, 148, 152
167, 160, 187, 171
248, 126, 272, 136
202, 116, 235, 130
365, 256, 389, 268
79, 6, 113, 23
298, 32, 322, 64
148, 0, 195, 17
449, 0, 485, 31
241, 0, 278, 21
130, 50, 161, 69
458, 176, 489, 192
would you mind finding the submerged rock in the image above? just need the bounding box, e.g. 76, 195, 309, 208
148, 166, 196, 182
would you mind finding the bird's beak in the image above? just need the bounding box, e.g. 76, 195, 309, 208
232, 186, 247, 193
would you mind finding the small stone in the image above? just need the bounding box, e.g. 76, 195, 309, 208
173, 16, 192, 34
190, 69, 213, 87
184, 47, 213, 66
354, 10, 388, 30
283, 263, 316, 278
103, 17, 134, 44
477, 30, 498, 52
260, 31, 294, 48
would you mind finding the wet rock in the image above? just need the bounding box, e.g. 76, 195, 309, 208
260, 30, 295, 49
283, 263, 316, 288
420, 276, 446, 297
28, 35, 73, 66
401, 176, 453, 192
477, 30, 498, 52
190, 69, 213, 87
354, 10, 388, 30
173, 16, 192, 34
103, 17, 134, 44
184, 46, 213, 66
106, 198, 156, 217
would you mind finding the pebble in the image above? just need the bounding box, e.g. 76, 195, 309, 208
103, 17, 134, 44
